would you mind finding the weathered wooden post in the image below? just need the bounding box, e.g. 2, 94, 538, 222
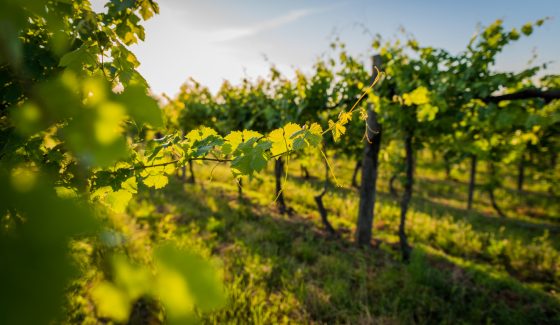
355, 55, 382, 247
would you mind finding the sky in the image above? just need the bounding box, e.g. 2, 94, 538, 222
92, 0, 560, 96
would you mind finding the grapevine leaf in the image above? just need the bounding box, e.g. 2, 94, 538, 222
104, 189, 133, 213
338, 111, 353, 124
91, 282, 131, 322
292, 123, 323, 151
185, 127, 223, 157
63, 108, 128, 167
521, 23, 533, 36
222, 130, 261, 155
222, 131, 243, 155
142, 174, 168, 189
112, 255, 153, 300
231, 138, 271, 176
268, 123, 301, 156
416, 104, 438, 122
154, 244, 225, 321
328, 120, 346, 142
118, 84, 163, 128
59, 45, 97, 71
121, 176, 138, 194
403, 86, 430, 106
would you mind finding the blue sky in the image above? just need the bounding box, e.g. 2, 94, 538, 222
93, 0, 560, 96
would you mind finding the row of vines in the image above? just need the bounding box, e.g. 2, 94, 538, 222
1, 0, 558, 323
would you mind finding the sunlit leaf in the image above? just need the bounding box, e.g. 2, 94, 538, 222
403, 86, 430, 106
328, 120, 346, 142
91, 282, 131, 322
104, 189, 133, 213
292, 123, 323, 151
59, 45, 97, 71
222, 130, 262, 155
268, 123, 301, 156
118, 84, 164, 128
231, 138, 271, 176
416, 104, 438, 122
95, 102, 127, 145
112, 255, 153, 301
154, 244, 225, 319
143, 174, 168, 189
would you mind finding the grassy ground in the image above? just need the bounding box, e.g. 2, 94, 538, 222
109, 152, 559, 324
66, 153, 559, 324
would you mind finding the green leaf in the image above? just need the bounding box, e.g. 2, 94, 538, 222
338, 111, 352, 124
328, 120, 346, 142
95, 102, 127, 144
138, 0, 159, 19
91, 282, 131, 322
59, 45, 97, 71
10, 102, 43, 136
521, 23, 533, 36
104, 189, 133, 213
142, 174, 168, 189
403, 86, 430, 106
154, 244, 225, 320
0, 171, 98, 325
416, 104, 438, 122
62, 108, 129, 167
292, 123, 323, 151
35, 73, 82, 121
184, 127, 223, 157
268, 123, 301, 156
509, 28, 520, 41
231, 138, 271, 176
222, 130, 262, 155
118, 84, 163, 128
112, 255, 153, 301
0, 26, 23, 66
121, 176, 138, 194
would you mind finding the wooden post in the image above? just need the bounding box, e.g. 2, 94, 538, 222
355, 55, 382, 247
275, 157, 287, 214
467, 154, 477, 210
399, 133, 413, 262
517, 155, 525, 193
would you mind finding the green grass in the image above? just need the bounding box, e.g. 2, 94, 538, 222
66, 154, 560, 324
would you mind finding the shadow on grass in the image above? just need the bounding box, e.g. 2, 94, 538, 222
288, 173, 358, 198
410, 195, 560, 237
415, 177, 560, 223
152, 178, 560, 324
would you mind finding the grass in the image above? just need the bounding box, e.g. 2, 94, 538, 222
66, 152, 560, 324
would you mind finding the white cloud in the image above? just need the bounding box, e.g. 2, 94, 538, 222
210, 8, 322, 42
